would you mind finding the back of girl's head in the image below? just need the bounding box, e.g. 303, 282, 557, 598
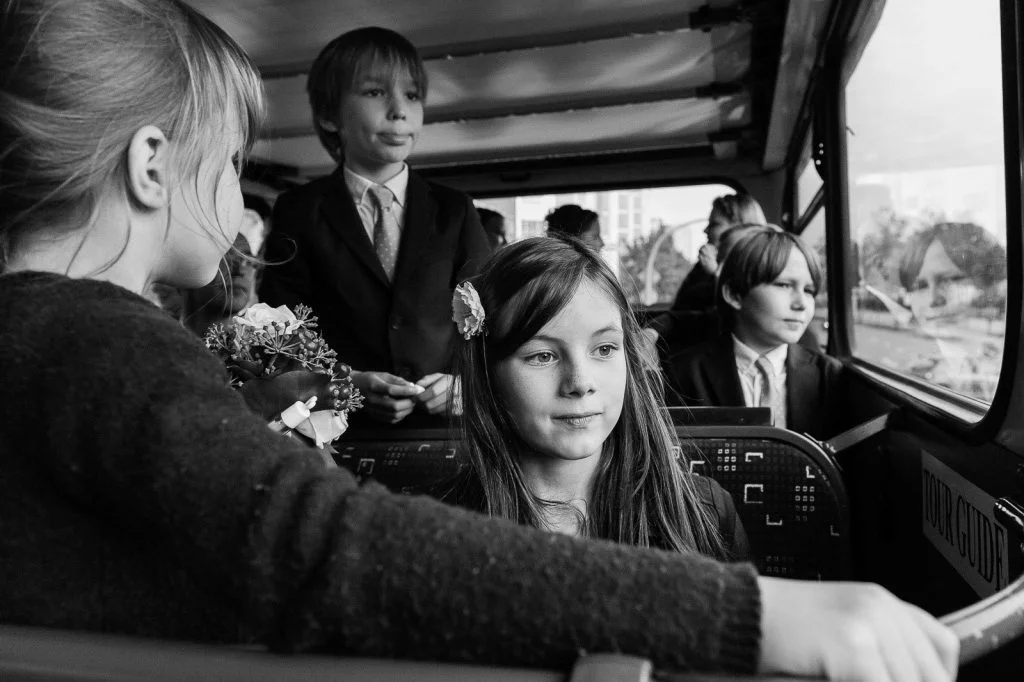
454, 236, 724, 556
717, 227, 823, 303
544, 204, 599, 239
308, 27, 428, 161
711, 193, 767, 229
0, 0, 265, 269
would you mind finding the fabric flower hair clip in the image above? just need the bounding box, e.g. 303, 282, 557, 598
452, 281, 486, 340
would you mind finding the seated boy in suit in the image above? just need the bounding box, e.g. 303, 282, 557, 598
664, 227, 845, 441
259, 27, 490, 426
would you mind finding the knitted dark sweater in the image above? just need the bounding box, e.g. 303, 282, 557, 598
0, 272, 761, 673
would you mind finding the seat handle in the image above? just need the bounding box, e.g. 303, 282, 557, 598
820, 410, 897, 456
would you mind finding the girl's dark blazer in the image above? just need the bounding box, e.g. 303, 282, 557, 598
433, 471, 750, 562
663, 337, 847, 441
259, 168, 490, 382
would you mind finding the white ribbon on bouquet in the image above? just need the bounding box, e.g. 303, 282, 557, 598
269, 396, 349, 448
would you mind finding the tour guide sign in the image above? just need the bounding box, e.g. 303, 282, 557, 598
922, 450, 1009, 597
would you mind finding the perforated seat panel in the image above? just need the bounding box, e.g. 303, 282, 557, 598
337, 425, 850, 580
681, 426, 850, 580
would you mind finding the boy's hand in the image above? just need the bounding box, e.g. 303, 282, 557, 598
415, 373, 462, 416
351, 370, 424, 424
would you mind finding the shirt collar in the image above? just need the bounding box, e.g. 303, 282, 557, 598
343, 164, 409, 209
732, 334, 788, 375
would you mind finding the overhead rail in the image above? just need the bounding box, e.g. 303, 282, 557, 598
263, 83, 748, 139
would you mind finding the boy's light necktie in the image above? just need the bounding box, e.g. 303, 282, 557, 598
754, 355, 777, 426
368, 185, 399, 280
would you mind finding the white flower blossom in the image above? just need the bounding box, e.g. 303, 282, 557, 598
233, 303, 301, 334
452, 282, 485, 339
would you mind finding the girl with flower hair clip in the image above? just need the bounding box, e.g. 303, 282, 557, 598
446, 236, 746, 556
443, 237, 958, 678
0, 1, 957, 679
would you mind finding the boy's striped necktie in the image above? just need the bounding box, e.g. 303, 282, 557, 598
754, 355, 778, 426
368, 185, 399, 280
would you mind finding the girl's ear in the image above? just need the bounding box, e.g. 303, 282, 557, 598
721, 283, 744, 311
318, 118, 339, 132
126, 126, 171, 210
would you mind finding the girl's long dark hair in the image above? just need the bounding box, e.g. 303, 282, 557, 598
453, 236, 726, 557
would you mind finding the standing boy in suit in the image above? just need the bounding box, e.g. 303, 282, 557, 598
260, 27, 491, 426
664, 228, 845, 440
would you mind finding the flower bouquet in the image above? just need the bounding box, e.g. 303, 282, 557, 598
204, 303, 362, 463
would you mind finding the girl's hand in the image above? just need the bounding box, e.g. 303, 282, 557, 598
757, 577, 959, 681
415, 373, 462, 416
698, 243, 718, 274
351, 370, 424, 424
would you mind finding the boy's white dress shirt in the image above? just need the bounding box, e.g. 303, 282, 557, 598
732, 335, 788, 429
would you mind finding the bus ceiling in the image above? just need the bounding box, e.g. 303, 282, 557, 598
188, 0, 839, 190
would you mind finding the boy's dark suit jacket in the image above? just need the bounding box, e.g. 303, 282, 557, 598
664, 337, 846, 441
259, 168, 490, 383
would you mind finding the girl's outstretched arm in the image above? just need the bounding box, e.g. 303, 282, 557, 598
0, 274, 959, 680
0, 273, 760, 673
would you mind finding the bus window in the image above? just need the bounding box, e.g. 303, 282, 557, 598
844, 0, 1007, 408
476, 183, 733, 306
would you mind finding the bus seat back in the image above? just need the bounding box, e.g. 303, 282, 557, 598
680, 425, 851, 580
337, 425, 851, 580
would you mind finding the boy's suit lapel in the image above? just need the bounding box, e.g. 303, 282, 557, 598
705, 339, 745, 407
319, 169, 390, 287
392, 172, 438, 289
785, 344, 818, 435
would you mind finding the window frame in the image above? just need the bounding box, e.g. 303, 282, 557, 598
818, 0, 1024, 440
792, 131, 825, 226
794, 185, 828, 351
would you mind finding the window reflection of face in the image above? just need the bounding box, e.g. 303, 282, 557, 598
905, 238, 978, 321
